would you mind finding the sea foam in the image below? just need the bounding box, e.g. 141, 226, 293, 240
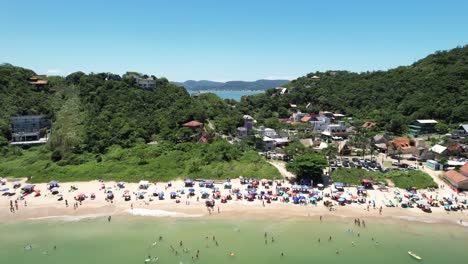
127, 208, 202, 218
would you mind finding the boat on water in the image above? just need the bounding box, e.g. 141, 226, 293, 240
408, 251, 422, 260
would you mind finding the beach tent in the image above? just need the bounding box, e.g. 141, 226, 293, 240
184, 179, 194, 187
139, 181, 150, 189
47, 181, 60, 189
21, 185, 35, 194
204, 180, 214, 188
334, 182, 344, 191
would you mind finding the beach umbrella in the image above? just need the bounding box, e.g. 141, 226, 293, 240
189, 188, 195, 192
338, 198, 345, 202
170, 192, 176, 195
0, 188, 9, 192
51, 187, 59, 192
282, 193, 289, 198
317, 183, 324, 188
299, 196, 306, 200
309, 197, 316, 201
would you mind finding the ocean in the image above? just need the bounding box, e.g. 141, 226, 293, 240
1, 216, 467, 264
188, 90, 264, 101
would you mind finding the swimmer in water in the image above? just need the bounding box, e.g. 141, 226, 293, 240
336, 250, 340, 254
281, 252, 284, 257
229, 252, 235, 257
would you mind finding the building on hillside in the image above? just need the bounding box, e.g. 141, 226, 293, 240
28, 77, 48, 89
373, 134, 388, 145
337, 140, 351, 155
310, 117, 331, 132
429, 144, 450, 160
455, 124, 468, 137
408, 119, 438, 135
256, 126, 277, 138
136, 77, 156, 90
362, 122, 377, 129
182, 120, 203, 129
10, 115, 49, 144
390, 137, 413, 154
243, 115, 254, 130
443, 163, 468, 190
290, 111, 308, 122
325, 121, 346, 134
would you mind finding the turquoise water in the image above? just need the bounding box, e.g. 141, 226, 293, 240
188, 90, 264, 101
1, 217, 467, 264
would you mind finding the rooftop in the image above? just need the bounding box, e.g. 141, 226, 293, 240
416, 119, 438, 124
444, 170, 468, 184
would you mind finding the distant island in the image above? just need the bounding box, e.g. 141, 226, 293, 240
172, 79, 289, 91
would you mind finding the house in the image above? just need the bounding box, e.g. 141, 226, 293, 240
237, 127, 248, 137
262, 137, 276, 151
136, 77, 156, 90
373, 135, 388, 145
429, 144, 450, 160
300, 116, 312, 123
28, 77, 48, 88
290, 111, 308, 122
408, 119, 438, 135
243, 115, 254, 130
325, 121, 346, 134
362, 122, 377, 129
310, 117, 331, 132
182, 121, 203, 129
337, 140, 351, 155
10, 115, 50, 144
443, 163, 468, 190
390, 137, 413, 154
256, 126, 277, 138
455, 124, 468, 137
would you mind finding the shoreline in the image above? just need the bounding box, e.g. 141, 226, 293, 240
1, 178, 467, 228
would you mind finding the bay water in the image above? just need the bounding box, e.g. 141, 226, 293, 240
1, 216, 467, 264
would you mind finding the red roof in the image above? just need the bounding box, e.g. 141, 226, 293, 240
392, 137, 411, 150
448, 144, 461, 151
301, 116, 312, 122
460, 163, 468, 176
444, 170, 468, 184
29, 80, 48, 85
198, 135, 208, 144
362, 122, 377, 129
183, 121, 203, 127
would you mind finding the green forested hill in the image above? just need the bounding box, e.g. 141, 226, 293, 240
0, 65, 276, 181
237, 46, 468, 134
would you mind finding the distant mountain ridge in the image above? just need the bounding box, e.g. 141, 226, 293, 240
172, 79, 289, 91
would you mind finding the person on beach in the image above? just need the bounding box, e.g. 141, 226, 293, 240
108, 216, 112, 222
318, 238, 320, 243
15, 200, 18, 211
24, 200, 27, 207
65, 200, 68, 207
320, 215, 322, 221
329, 236, 332, 241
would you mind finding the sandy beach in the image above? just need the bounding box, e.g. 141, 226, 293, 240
1, 175, 467, 227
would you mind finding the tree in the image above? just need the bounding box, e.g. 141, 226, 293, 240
286, 153, 327, 182
321, 144, 338, 174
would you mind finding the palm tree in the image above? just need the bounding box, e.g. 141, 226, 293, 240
322, 144, 338, 175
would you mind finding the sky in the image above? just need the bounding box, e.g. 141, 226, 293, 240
1, 0, 467, 81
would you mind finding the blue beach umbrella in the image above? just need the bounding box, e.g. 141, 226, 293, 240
0, 188, 9, 192
189, 188, 195, 192
338, 198, 345, 202
282, 193, 289, 198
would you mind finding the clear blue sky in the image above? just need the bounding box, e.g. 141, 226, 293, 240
1, 0, 467, 81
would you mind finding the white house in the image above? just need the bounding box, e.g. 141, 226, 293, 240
310, 117, 331, 132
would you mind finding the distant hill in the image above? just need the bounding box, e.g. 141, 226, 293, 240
173, 79, 289, 91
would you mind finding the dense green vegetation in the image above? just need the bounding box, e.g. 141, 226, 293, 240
238, 46, 468, 134
0, 64, 276, 182
286, 153, 327, 182
331, 168, 438, 189
0, 141, 280, 183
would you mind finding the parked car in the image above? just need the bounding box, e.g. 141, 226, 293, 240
392, 161, 400, 166
407, 157, 417, 161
